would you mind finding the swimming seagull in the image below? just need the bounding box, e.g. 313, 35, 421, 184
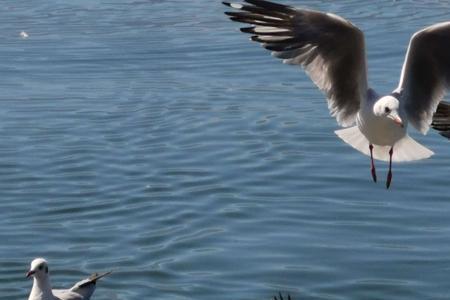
223, 0, 450, 188
26, 258, 111, 300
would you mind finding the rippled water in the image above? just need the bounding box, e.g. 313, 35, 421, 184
0, 1, 449, 299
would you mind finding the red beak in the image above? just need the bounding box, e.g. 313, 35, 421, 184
393, 117, 404, 128
26, 270, 35, 278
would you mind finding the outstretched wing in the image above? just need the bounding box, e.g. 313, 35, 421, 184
431, 101, 450, 139
395, 22, 450, 134
224, 0, 368, 127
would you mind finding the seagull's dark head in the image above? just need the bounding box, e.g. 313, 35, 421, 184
374, 96, 404, 127
27, 258, 49, 279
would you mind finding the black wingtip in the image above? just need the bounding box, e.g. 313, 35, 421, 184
78, 271, 112, 288
432, 101, 450, 140
273, 292, 292, 300
240, 27, 254, 33
90, 270, 113, 282
244, 0, 294, 12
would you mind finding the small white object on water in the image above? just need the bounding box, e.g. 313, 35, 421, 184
20, 31, 29, 39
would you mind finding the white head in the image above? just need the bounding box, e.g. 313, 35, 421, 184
373, 95, 404, 127
26, 258, 49, 280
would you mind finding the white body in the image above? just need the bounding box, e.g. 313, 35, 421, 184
358, 92, 407, 146
336, 91, 434, 162
28, 276, 54, 300
28, 274, 97, 300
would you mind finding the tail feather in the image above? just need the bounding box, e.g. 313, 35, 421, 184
335, 126, 434, 162
392, 135, 434, 161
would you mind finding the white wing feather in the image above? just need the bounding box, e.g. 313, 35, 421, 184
395, 22, 450, 133
224, 0, 368, 127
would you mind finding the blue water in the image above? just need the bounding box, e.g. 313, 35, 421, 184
0, 1, 449, 299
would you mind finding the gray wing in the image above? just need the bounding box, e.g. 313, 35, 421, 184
395, 22, 450, 134
224, 0, 368, 126
431, 101, 450, 139
52, 289, 83, 300
68, 271, 112, 300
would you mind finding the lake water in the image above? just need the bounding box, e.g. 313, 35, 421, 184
0, 1, 449, 299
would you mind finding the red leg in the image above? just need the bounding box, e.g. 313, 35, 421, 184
369, 144, 377, 183
386, 147, 393, 189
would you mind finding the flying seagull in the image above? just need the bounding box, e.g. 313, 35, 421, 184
26, 258, 111, 300
223, 0, 450, 188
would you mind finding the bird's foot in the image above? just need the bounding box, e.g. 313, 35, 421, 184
386, 170, 392, 189
371, 167, 377, 183
369, 144, 377, 183
386, 147, 394, 189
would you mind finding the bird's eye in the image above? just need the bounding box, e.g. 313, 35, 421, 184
38, 265, 43, 270
384, 107, 391, 113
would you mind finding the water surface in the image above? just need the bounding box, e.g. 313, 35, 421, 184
0, 1, 449, 299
